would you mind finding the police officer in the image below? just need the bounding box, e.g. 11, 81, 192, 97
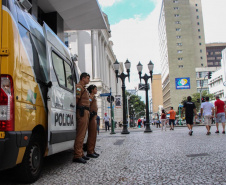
73, 73, 90, 164
86, 85, 99, 158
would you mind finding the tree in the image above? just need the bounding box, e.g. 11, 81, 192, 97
181, 90, 215, 111
126, 91, 146, 118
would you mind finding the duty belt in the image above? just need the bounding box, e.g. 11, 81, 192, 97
90, 111, 97, 120
77, 106, 90, 117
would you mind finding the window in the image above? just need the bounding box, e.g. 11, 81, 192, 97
199, 36, 201, 39
198, 29, 200, 32
52, 51, 73, 91
174, 14, 179, 17
215, 51, 221, 55
179, 65, 183, 68
176, 35, 181, 39
216, 57, 222, 60
175, 21, 181, 24
197, 15, 199, 19
178, 57, 183, 60
196, 9, 198, 12
176, 28, 181, 31
173, 0, 178, 3
197, 22, 200, 25
201, 63, 203, 66
208, 57, 215, 60
195, 4, 198, 6
200, 56, 203, 59
200, 49, 202, 53
174, 7, 179, 10
177, 43, 182, 46
177, 50, 183, 53
199, 43, 202, 45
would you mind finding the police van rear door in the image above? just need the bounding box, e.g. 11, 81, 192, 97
43, 23, 76, 155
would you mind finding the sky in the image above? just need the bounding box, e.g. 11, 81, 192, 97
98, 0, 226, 99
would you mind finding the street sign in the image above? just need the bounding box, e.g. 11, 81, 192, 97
100, 93, 111, 97
107, 95, 114, 103
138, 83, 150, 90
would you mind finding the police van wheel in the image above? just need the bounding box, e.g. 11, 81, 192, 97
17, 133, 44, 183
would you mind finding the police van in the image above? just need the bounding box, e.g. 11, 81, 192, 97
0, 0, 79, 182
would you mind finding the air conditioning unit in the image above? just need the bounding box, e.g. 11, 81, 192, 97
19, 0, 32, 12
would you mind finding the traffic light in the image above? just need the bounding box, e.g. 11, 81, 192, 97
197, 99, 200, 103
208, 72, 212, 79
201, 96, 205, 102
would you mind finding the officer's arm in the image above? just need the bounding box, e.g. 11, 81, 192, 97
200, 108, 203, 117
76, 98, 79, 104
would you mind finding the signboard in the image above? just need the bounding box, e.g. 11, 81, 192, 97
175, 77, 190, 90
115, 95, 121, 108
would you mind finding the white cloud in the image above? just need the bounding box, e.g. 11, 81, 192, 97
202, 0, 226, 43
110, 1, 162, 91
98, 0, 122, 7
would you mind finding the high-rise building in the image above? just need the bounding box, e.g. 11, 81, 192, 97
158, 0, 207, 111
206, 43, 226, 67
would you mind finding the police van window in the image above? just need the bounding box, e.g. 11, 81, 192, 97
65, 61, 73, 91
52, 52, 66, 87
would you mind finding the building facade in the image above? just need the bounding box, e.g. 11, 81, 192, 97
65, 14, 123, 128
209, 48, 226, 101
206, 43, 226, 67
159, 0, 207, 111
151, 74, 163, 118
196, 67, 220, 93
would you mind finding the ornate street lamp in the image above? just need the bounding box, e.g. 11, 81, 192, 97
113, 59, 131, 134
137, 60, 154, 133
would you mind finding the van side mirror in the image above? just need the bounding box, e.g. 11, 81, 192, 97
47, 81, 52, 88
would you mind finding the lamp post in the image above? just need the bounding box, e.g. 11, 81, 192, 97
113, 59, 131, 134
137, 60, 154, 133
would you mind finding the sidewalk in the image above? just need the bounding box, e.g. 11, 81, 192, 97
1, 125, 226, 184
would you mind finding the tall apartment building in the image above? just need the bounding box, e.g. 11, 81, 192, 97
206, 43, 226, 67
158, 0, 207, 111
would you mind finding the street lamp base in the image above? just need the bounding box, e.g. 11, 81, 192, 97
144, 124, 152, 133
121, 131, 130, 134
110, 132, 116, 134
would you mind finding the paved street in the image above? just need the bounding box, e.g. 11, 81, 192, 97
1, 125, 226, 184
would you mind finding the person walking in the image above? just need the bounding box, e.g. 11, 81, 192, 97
214, 95, 226, 134
161, 109, 167, 131
96, 115, 100, 135
181, 96, 197, 136
143, 117, 146, 128
103, 113, 110, 131
86, 85, 99, 158
168, 107, 176, 130
137, 118, 142, 128
200, 96, 214, 135
73, 73, 90, 164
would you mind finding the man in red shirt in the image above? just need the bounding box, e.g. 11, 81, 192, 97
168, 107, 176, 130
214, 95, 226, 134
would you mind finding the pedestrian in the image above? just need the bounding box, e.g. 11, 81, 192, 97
156, 119, 160, 128
96, 115, 100, 135
181, 96, 197, 136
73, 72, 90, 164
167, 107, 176, 130
200, 96, 214, 135
161, 109, 167, 131
143, 117, 146, 128
103, 113, 110, 131
214, 95, 226, 134
138, 118, 142, 128
86, 85, 99, 158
